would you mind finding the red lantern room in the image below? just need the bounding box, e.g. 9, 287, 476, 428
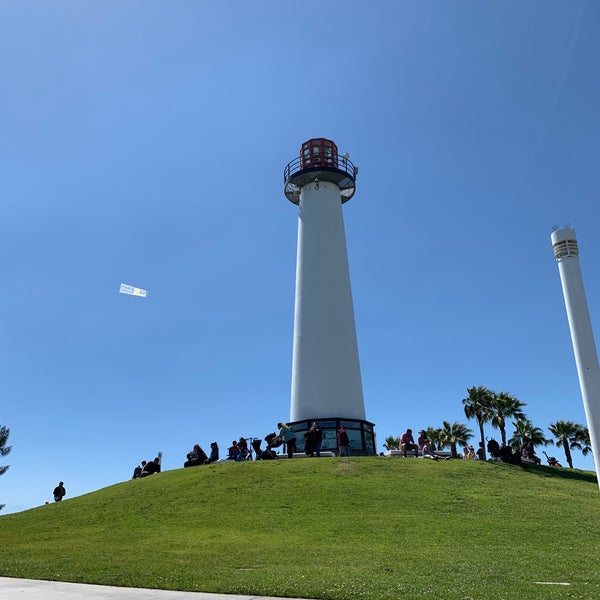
300, 138, 338, 169
284, 137, 357, 205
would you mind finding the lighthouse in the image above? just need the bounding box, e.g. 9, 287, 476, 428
283, 138, 375, 455
551, 227, 600, 488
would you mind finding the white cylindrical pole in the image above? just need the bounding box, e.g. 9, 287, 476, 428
551, 227, 600, 486
290, 179, 365, 421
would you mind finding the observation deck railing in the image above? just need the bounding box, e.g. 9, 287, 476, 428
283, 154, 357, 183
283, 154, 357, 204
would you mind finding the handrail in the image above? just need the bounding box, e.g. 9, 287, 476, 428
284, 154, 357, 183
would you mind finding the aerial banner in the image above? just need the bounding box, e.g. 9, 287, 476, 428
119, 283, 148, 298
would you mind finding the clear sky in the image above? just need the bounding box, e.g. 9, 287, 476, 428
1, 1, 599, 513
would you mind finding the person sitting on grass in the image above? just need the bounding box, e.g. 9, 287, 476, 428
204, 442, 219, 464
228, 440, 240, 461
476, 443, 485, 461
520, 438, 541, 465
417, 430, 430, 451
422, 442, 451, 461
499, 443, 521, 465
487, 438, 501, 460
140, 457, 161, 476
237, 437, 250, 461
400, 428, 418, 458
184, 444, 207, 468
422, 442, 441, 461
132, 461, 145, 479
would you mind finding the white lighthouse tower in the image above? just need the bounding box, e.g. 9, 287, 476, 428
551, 227, 600, 487
284, 138, 374, 455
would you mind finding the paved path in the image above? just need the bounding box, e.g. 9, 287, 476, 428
0, 577, 314, 600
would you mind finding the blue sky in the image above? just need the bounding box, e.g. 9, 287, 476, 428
1, 1, 599, 513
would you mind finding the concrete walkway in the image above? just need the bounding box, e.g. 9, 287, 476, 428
0, 578, 314, 600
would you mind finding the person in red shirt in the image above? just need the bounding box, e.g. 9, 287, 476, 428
400, 428, 418, 458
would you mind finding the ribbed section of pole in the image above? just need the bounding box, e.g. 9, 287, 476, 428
290, 180, 365, 421
551, 227, 600, 487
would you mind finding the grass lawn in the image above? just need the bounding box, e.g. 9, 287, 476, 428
0, 457, 598, 599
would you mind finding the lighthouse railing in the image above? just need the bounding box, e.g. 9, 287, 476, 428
283, 154, 357, 183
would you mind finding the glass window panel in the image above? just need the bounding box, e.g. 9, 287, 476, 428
321, 429, 338, 450
364, 430, 375, 453
347, 429, 362, 448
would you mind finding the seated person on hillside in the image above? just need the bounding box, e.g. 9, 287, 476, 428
499, 444, 521, 465
400, 428, 418, 457
520, 439, 541, 465
140, 457, 161, 477
205, 442, 219, 464
487, 438, 501, 460
227, 441, 240, 461
465, 445, 476, 460
476, 443, 485, 461
184, 444, 208, 467
237, 437, 250, 461
422, 442, 446, 461
132, 461, 145, 479
417, 430, 430, 451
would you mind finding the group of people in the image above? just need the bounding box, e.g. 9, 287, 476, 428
129, 428, 548, 479
227, 437, 251, 461
397, 428, 483, 461
132, 457, 162, 478
462, 444, 484, 460
279, 421, 351, 458
486, 438, 543, 465
184, 442, 219, 467
303, 422, 323, 456
396, 428, 544, 465
396, 429, 434, 459
223, 422, 351, 460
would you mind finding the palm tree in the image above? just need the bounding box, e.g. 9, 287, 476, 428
509, 419, 550, 455
489, 391, 527, 446
439, 421, 473, 458
548, 420, 591, 469
425, 426, 444, 451
383, 435, 399, 451
0, 425, 11, 512
462, 386, 494, 461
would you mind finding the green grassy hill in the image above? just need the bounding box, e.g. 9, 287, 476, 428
0, 457, 598, 599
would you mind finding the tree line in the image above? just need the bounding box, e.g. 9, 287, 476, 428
384, 385, 591, 468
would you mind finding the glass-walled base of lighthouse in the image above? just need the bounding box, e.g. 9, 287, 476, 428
286, 418, 376, 456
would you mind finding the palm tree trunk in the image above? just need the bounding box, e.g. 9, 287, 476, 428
451, 442, 458, 458
563, 436, 574, 468
478, 419, 486, 460
498, 417, 507, 446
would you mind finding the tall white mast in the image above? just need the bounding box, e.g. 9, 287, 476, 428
551, 227, 600, 486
